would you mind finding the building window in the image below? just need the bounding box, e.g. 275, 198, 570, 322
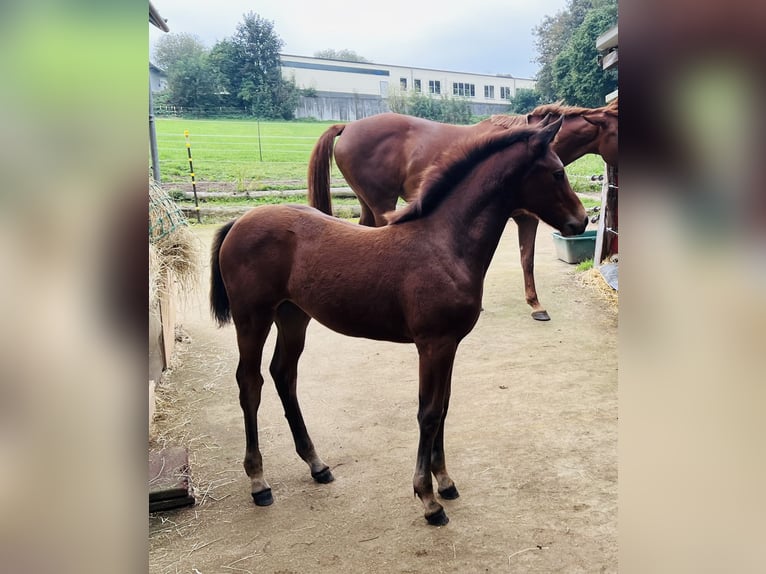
414, 79, 421, 92
452, 82, 475, 97
500, 86, 512, 100
400, 77, 407, 90
484, 85, 495, 99
428, 80, 441, 94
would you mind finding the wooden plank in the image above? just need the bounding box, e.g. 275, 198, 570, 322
149, 447, 195, 512
158, 270, 176, 369
596, 25, 618, 52
602, 50, 619, 70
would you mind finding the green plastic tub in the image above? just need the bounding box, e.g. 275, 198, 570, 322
551, 229, 597, 264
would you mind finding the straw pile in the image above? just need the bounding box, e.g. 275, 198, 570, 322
578, 266, 618, 315
149, 179, 201, 310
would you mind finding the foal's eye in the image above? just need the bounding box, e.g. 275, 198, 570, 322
553, 170, 565, 181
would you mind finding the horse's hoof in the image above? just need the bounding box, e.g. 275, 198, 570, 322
252, 488, 273, 506
439, 485, 460, 500
425, 508, 449, 526
311, 467, 335, 484
531, 310, 551, 321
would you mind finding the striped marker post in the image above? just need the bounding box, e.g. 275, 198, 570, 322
184, 130, 201, 223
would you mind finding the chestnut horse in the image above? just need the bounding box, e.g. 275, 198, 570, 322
210, 116, 587, 526
308, 99, 618, 321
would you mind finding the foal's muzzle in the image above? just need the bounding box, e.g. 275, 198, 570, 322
559, 215, 589, 237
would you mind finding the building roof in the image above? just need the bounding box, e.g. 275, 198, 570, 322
149, 1, 170, 32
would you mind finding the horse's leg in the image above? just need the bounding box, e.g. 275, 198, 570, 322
234, 311, 275, 506
269, 302, 334, 484
365, 189, 400, 227
431, 361, 459, 500
514, 213, 550, 321
357, 197, 377, 227
413, 339, 458, 526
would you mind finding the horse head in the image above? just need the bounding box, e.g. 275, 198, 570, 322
581, 100, 618, 167
516, 115, 589, 237
526, 101, 618, 167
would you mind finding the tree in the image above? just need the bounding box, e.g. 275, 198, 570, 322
208, 39, 240, 108
213, 12, 300, 118
507, 88, 543, 113
153, 33, 219, 113
533, 0, 593, 101
314, 49, 369, 63
153, 33, 206, 71
550, 3, 617, 107
533, 0, 616, 105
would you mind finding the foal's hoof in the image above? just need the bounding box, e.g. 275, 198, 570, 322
531, 310, 551, 321
425, 508, 449, 526
252, 488, 273, 506
438, 485, 460, 500
311, 466, 335, 484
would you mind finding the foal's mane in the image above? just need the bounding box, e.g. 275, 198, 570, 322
386, 126, 539, 225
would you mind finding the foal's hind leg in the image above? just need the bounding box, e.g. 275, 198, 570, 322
514, 213, 550, 321
234, 312, 276, 506
270, 302, 333, 484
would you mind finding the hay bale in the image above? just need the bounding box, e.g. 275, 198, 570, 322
149, 179, 201, 305
149, 242, 161, 311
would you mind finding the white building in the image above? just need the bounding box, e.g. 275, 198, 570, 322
280, 54, 535, 121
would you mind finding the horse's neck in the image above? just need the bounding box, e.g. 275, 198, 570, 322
553, 121, 599, 165
424, 170, 516, 276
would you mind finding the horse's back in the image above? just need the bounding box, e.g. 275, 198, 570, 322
333, 113, 481, 204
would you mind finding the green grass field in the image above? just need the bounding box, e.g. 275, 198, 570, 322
155, 117, 608, 196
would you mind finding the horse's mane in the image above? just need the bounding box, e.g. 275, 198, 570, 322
487, 114, 528, 129
488, 98, 618, 129
386, 126, 539, 225
532, 98, 618, 118
531, 101, 594, 118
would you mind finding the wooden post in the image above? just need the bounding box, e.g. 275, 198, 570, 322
594, 164, 618, 265
594, 162, 609, 266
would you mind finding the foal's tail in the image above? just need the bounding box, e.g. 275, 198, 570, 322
210, 219, 237, 327
307, 124, 345, 215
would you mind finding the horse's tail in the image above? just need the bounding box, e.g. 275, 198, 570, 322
307, 123, 346, 215
210, 219, 237, 327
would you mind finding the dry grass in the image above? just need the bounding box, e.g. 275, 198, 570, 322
149, 179, 203, 310
578, 266, 619, 315
149, 333, 238, 545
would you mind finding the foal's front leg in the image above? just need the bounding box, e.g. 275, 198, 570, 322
513, 213, 549, 321
430, 365, 459, 500
413, 339, 458, 526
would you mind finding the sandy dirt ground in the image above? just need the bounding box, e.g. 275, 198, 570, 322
149, 218, 617, 573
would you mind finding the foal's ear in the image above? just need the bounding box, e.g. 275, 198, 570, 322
530, 114, 563, 151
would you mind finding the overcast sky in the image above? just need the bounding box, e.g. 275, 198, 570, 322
149, 0, 569, 80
